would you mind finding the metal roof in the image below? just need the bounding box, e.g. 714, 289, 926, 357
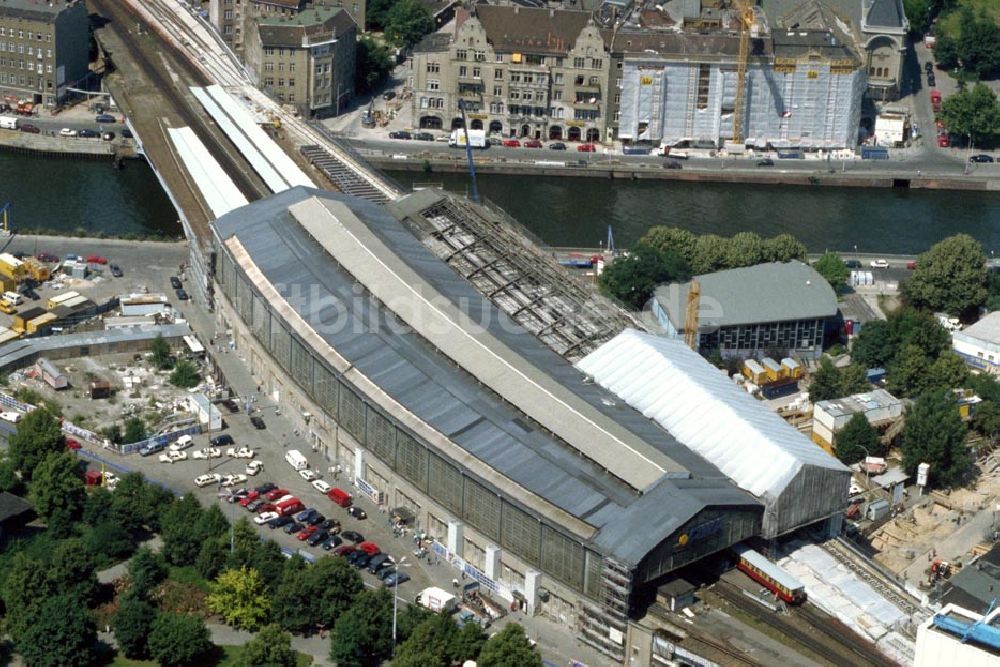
0, 324, 191, 369
213, 187, 757, 565
577, 329, 851, 537
655, 261, 838, 331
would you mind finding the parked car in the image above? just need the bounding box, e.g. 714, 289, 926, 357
59, 128, 78, 137
227, 446, 255, 459
19, 124, 40, 134
306, 513, 326, 526
194, 473, 221, 488
78, 129, 100, 139
283, 522, 304, 535
170, 276, 183, 289
35, 252, 58, 262
322, 534, 343, 550
523, 139, 543, 148
906, 260, 918, 270
757, 158, 775, 167
662, 160, 683, 170
938, 135, 950, 148
487, 136, 503, 146
192, 447, 221, 460
502, 139, 521, 148
312, 479, 332, 494
175, 288, 189, 301
414, 132, 434, 141
297, 525, 319, 541
158, 450, 187, 464
65, 437, 82, 450
334, 545, 357, 557
388, 130, 411, 140
239, 491, 261, 507
358, 541, 380, 556
95, 114, 116, 123
367, 553, 392, 573
347, 506, 368, 520
378, 567, 397, 581
383, 572, 411, 587
969, 154, 995, 163
307, 530, 329, 547
211, 434, 235, 447
352, 552, 372, 569
122, 128, 133, 139
246, 498, 267, 512
139, 441, 167, 456
298, 468, 319, 482
319, 519, 340, 533
295, 508, 317, 523
254, 482, 277, 494
869, 258, 890, 269
110, 264, 123, 277
250, 416, 266, 430
925, 61, 934, 73
169, 435, 194, 452
341, 530, 364, 543
254, 511, 279, 525
264, 488, 290, 501
844, 259, 862, 269
268, 515, 293, 529
577, 143, 596, 152
102, 132, 115, 142
221, 473, 247, 488
548, 142, 566, 150
246, 460, 264, 476
382, 91, 397, 101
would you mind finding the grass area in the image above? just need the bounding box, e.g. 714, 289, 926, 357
936, 0, 1000, 39
167, 564, 210, 592
109, 646, 313, 666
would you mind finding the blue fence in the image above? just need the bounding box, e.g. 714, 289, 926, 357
120, 424, 202, 455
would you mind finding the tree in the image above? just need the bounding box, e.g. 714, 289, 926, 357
85, 519, 136, 563
82, 486, 112, 526
836, 413, 880, 465
355, 36, 395, 94
366, 0, 395, 30
170, 359, 201, 388
309, 556, 365, 628
689, 234, 730, 274
925, 352, 970, 393
28, 451, 85, 536
384, 0, 434, 48
901, 390, 972, 489
114, 596, 158, 659
151, 333, 173, 370
938, 83, 1000, 147
15, 593, 96, 667
906, 235, 988, 316
840, 363, 870, 396
903, 0, 931, 34
725, 231, 766, 268
813, 252, 850, 291
112, 472, 160, 534
887, 344, 932, 397
973, 400, 1000, 442
449, 621, 488, 663
2, 553, 53, 640
598, 244, 689, 310
0, 454, 24, 495
235, 624, 298, 667
477, 623, 543, 667
196, 537, 229, 580
8, 407, 65, 480
207, 566, 272, 631
809, 358, 845, 402
764, 233, 807, 263
329, 589, 394, 667
147, 612, 212, 667
50, 538, 98, 605
124, 416, 147, 444
851, 319, 894, 369
641, 226, 697, 264
161, 494, 211, 566
127, 546, 168, 599
392, 613, 458, 667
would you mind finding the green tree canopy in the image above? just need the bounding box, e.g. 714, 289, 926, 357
974, 399, 1000, 443
114, 596, 158, 659
903, 0, 931, 34
392, 613, 460, 667
366, 0, 395, 30
355, 37, 395, 94
151, 333, 173, 370
477, 623, 543, 667
901, 390, 972, 489
0, 453, 24, 495
809, 358, 846, 402
384, 0, 434, 48
161, 494, 211, 566
689, 234, 730, 274
852, 308, 951, 372
935, 8, 1000, 80
813, 252, 850, 291
1, 553, 53, 640
235, 624, 298, 667
170, 359, 201, 388
15, 593, 96, 667
82, 486, 112, 527
207, 566, 272, 631
147, 612, 212, 667
85, 519, 136, 563
836, 413, 880, 464
598, 244, 689, 310
764, 233, 808, 263
124, 416, 147, 444
50, 538, 99, 605
640, 227, 697, 264
127, 546, 168, 600
939, 82, 1000, 147
8, 407, 65, 480
28, 451, 85, 536
725, 232, 766, 268
905, 234, 988, 316
329, 588, 394, 667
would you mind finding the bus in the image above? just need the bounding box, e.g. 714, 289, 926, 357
734, 545, 806, 604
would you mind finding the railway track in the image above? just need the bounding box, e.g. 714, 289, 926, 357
823, 538, 923, 622
645, 605, 762, 667
711, 579, 897, 667
90, 0, 268, 204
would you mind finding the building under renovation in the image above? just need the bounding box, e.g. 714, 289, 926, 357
616, 0, 867, 148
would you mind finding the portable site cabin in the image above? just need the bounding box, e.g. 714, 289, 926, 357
35, 357, 67, 390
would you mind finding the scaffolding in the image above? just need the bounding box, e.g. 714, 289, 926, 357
411, 195, 639, 362
580, 557, 633, 662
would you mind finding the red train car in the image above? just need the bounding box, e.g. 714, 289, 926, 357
734, 545, 806, 604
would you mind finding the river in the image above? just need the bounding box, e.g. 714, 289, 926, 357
0, 152, 179, 238
386, 170, 1000, 254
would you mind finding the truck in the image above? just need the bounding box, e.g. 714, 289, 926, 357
0, 116, 17, 131
284, 448, 309, 471
448, 129, 486, 149
276, 497, 305, 517
416, 587, 458, 613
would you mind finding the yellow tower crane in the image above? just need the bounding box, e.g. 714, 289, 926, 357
684, 280, 701, 351
732, 0, 756, 146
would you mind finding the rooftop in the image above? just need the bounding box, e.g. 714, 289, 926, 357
213, 188, 759, 565
942, 544, 1000, 612
0, 491, 32, 525
814, 388, 902, 419
954, 312, 1000, 345
655, 261, 839, 331
475, 5, 594, 55
256, 6, 355, 46
0, 0, 82, 20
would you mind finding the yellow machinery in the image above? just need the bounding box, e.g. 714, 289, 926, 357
0, 299, 15, 315
732, 0, 756, 145
684, 280, 701, 350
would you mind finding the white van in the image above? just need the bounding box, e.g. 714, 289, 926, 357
169, 434, 194, 451
285, 449, 309, 471
3, 292, 22, 306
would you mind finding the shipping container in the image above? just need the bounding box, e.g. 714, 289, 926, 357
26, 312, 57, 334
760, 378, 800, 400
0, 326, 19, 345
12, 307, 46, 332
60, 295, 90, 310
743, 359, 767, 385
762, 357, 783, 382
781, 357, 802, 379
46, 291, 80, 309
0, 252, 24, 280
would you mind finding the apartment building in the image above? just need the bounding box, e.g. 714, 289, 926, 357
210, 0, 364, 55
244, 5, 356, 117
0, 0, 89, 107
410, 6, 611, 143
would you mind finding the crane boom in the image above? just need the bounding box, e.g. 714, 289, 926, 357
732, 0, 754, 145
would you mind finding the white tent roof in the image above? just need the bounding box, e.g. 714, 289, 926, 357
576, 329, 847, 502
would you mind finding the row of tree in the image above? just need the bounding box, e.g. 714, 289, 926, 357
933, 7, 1000, 81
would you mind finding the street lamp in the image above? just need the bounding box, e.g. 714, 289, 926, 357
391, 556, 411, 650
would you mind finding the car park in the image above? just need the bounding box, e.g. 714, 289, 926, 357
869, 258, 889, 268
250, 416, 266, 430
192, 447, 222, 460
383, 572, 410, 587
298, 468, 319, 482
211, 434, 235, 447
577, 143, 596, 152
970, 154, 995, 163
246, 460, 264, 476
322, 535, 343, 550
194, 473, 222, 488
341, 530, 364, 543
502, 139, 521, 148
548, 142, 566, 150
110, 264, 123, 277
175, 288, 189, 301
283, 522, 304, 535
254, 511, 279, 525
388, 130, 411, 140
268, 515, 293, 529
59, 128, 77, 137
170, 276, 183, 289
96, 114, 116, 123
523, 139, 543, 148
312, 479, 332, 494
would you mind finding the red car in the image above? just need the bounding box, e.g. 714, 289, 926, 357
358, 541, 380, 556
297, 525, 319, 541
334, 545, 357, 557
238, 491, 261, 507
502, 139, 521, 148
65, 437, 82, 450
523, 139, 542, 148
937, 135, 950, 147
577, 143, 596, 152
35, 252, 58, 263
263, 488, 289, 501
86, 255, 108, 265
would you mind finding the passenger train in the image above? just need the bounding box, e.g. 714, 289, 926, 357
734, 545, 806, 604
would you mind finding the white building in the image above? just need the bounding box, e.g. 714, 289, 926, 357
952, 312, 1000, 374
915, 603, 1000, 667
811, 388, 902, 451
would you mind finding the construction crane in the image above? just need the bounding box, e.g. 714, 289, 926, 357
684, 280, 700, 351
731, 0, 756, 145
457, 99, 480, 204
